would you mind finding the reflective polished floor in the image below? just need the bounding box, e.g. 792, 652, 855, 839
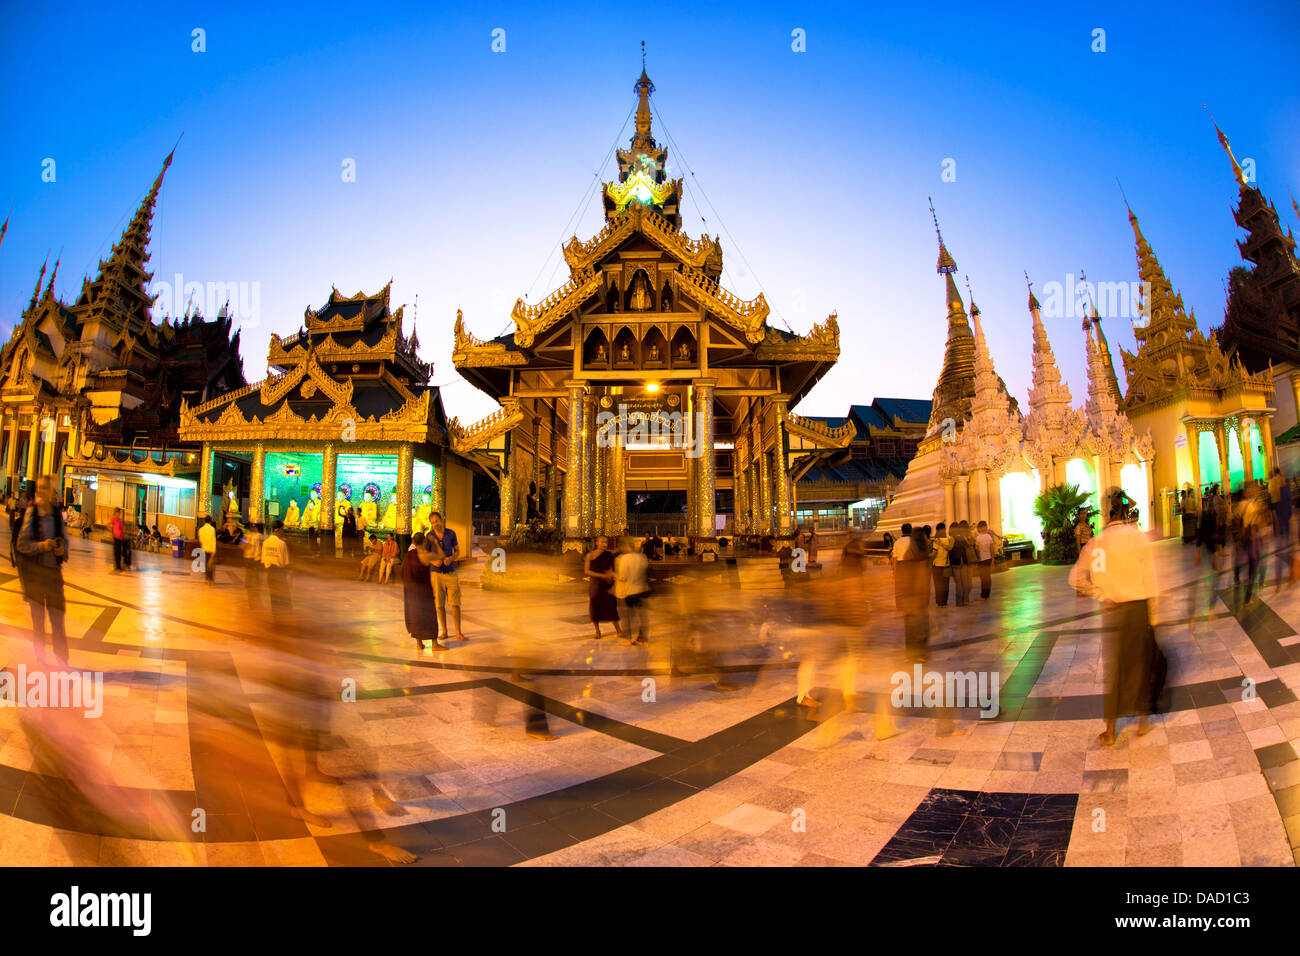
1, 532, 1297, 867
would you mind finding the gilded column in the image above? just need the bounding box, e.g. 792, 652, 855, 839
396, 443, 413, 537
1184, 422, 1202, 497
1214, 420, 1231, 492
500, 439, 515, 534
1259, 416, 1274, 477
749, 441, 762, 534
40, 413, 57, 475
696, 381, 716, 539
250, 441, 266, 524
733, 444, 748, 534
544, 463, 557, 525
26, 412, 41, 480
532, 416, 542, 515
5, 417, 19, 485
594, 432, 607, 536
758, 446, 772, 536
1237, 417, 1255, 486
432, 445, 447, 516
583, 395, 597, 536
564, 384, 584, 539
771, 398, 793, 537
197, 442, 213, 519
320, 442, 337, 532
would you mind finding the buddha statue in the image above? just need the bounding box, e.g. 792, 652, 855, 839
284, 499, 300, 528
629, 272, 652, 311
360, 491, 378, 529
302, 491, 321, 529
647, 342, 660, 362
380, 492, 398, 529
414, 495, 432, 534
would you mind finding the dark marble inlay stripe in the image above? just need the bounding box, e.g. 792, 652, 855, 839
312, 694, 834, 866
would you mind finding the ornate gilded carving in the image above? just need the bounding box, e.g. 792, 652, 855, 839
512, 269, 603, 349
782, 410, 854, 449
562, 203, 721, 273
668, 266, 769, 342
447, 398, 525, 456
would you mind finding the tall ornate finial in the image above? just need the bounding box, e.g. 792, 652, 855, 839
930, 196, 957, 274
44, 257, 59, 300
0, 216, 7, 250
964, 275, 979, 315
1025, 271, 1041, 312
632, 44, 656, 151
1291, 191, 1299, 224
1204, 106, 1250, 190
27, 256, 47, 314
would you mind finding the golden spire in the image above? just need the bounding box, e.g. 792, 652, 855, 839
631, 42, 656, 152
27, 256, 47, 315
1205, 107, 1250, 190
925, 200, 976, 433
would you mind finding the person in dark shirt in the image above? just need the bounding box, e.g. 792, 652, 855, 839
16, 476, 69, 665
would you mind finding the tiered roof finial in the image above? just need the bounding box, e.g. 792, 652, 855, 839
44, 258, 59, 301
929, 197, 964, 319
632, 42, 656, 152
27, 256, 48, 315
1025, 271, 1041, 312
1205, 106, 1251, 191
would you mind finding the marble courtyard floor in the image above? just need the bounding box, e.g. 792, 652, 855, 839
0, 533, 1298, 867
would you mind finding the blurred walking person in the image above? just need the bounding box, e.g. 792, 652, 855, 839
896, 526, 932, 663
931, 522, 953, 607
110, 507, 128, 572
262, 520, 292, 621
614, 538, 650, 645
949, 521, 974, 607
1069, 493, 1167, 746
244, 521, 265, 608
974, 520, 1001, 600
16, 476, 70, 666
198, 515, 217, 586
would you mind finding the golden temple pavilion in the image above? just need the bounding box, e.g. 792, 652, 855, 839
451, 66, 849, 552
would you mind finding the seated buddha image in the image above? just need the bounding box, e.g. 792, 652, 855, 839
360, 492, 378, 529
677, 341, 692, 362
284, 498, 300, 528
593, 342, 607, 363
380, 493, 398, 529
619, 341, 631, 363
302, 492, 321, 529
647, 342, 660, 362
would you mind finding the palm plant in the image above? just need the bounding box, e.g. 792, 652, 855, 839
1033, 483, 1094, 564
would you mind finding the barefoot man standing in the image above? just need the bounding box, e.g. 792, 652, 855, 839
1069, 492, 1167, 746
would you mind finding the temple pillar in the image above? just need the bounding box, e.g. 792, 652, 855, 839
1051, 456, 1068, 488
396, 443, 413, 538
734, 448, 748, 534
1238, 417, 1255, 487
942, 480, 956, 525
771, 398, 794, 538
40, 414, 56, 475
596, 429, 608, 536
1259, 415, 1275, 476
564, 383, 585, 542
582, 394, 597, 536
1184, 422, 1202, 498
5, 417, 19, 488
696, 381, 716, 540
250, 442, 266, 524
758, 443, 772, 535
321, 442, 336, 533
971, 468, 989, 526
544, 462, 557, 525
500, 439, 515, 534
26, 412, 41, 481
197, 442, 213, 520
987, 473, 1003, 535
954, 474, 970, 523
532, 416, 542, 514
432, 445, 446, 516
1214, 420, 1231, 493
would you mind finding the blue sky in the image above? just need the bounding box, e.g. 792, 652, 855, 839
2, 0, 1297, 422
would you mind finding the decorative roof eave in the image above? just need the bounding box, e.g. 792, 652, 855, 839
603, 175, 681, 214
562, 203, 721, 274
259, 349, 354, 407
447, 398, 524, 456
668, 266, 769, 342
64, 444, 197, 478
754, 314, 839, 360
783, 410, 854, 449
512, 269, 604, 349
178, 389, 433, 444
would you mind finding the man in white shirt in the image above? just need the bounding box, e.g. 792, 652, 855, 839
890, 523, 914, 565
1069, 494, 1166, 746
614, 540, 651, 645
261, 521, 292, 620
197, 516, 217, 586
